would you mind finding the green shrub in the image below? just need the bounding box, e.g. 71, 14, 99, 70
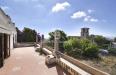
98, 44, 109, 49
70, 48, 82, 58
63, 38, 81, 55
108, 48, 116, 55
64, 38, 80, 51
64, 40, 72, 52
64, 38, 99, 58
80, 39, 91, 51
83, 44, 99, 58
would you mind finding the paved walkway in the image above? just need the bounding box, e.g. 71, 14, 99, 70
0, 47, 60, 75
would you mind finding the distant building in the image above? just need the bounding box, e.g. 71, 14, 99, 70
81, 27, 89, 38
112, 42, 116, 48
0, 8, 17, 67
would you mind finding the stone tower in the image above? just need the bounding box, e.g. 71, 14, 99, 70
81, 28, 89, 38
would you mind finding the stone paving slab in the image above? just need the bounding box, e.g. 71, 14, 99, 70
0, 47, 59, 75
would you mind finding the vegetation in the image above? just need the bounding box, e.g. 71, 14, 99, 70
47, 30, 114, 58
64, 38, 82, 58
16, 27, 41, 42
22, 27, 37, 42
81, 55, 116, 75
94, 35, 110, 49
108, 48, 116, 55
16, 27, 23, 42
64, 38, 99, 58
46, 30, 116, 74
48, 30, 67, 52
47, 30, 116, 74
83, 44, 99, 58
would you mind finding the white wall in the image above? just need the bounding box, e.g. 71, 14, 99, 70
10, 33, 17, 50
10, 34, 13, 50
0, 8, 17, 50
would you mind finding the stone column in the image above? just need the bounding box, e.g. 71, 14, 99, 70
40, 34, 44, 48
54, 31, 60, 58
8, 35, 10, 56
7, 35, 10, 57
36, 34, 38, 44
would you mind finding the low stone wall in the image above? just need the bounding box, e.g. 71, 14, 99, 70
59, 52, 110, 75
15, 42, 35, 48
42, 48, 52, 55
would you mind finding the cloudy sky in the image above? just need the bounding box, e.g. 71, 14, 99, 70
0, 0, 116, 38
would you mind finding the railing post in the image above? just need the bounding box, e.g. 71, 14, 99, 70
40, 34, 44, 49
53, 30, 60, 58
36, 34, 38, 44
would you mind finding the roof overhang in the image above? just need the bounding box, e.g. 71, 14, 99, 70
0, 27, 11, 34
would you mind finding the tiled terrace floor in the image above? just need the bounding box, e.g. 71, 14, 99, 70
0, 47, 61, 75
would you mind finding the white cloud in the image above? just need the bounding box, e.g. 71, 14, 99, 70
90, 18, 98, 22
0, 6, 9, 11
52, 2, 70, 13
71, 10, 98, 22
88, 9, 94, 14
84, 16, 91, 22
84, 16, 98, 22
71, 11, 87, 19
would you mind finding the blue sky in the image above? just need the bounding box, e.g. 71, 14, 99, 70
0, 0, 116, 38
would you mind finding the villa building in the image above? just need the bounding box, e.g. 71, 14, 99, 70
0, 8, 17, 67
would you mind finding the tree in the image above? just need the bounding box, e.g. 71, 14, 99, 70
16, 27, 39, 42
49, 30, 67, 41
22, 27, 37, 42
48, 30, 67, 52
16, 27, 23, 42
94, 35, 110, 49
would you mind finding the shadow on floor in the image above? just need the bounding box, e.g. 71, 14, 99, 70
45, 63, 56, 68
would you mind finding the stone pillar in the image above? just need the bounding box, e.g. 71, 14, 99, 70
54, 31, 60, 58
36, 34, 38, 44
40, 34, 44, 48
91, 35, 95, 44
7, 35, 10, 57
8, 35, 10, 56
